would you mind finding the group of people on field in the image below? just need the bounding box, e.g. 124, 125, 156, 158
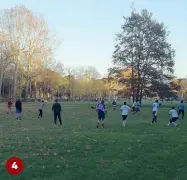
6, 97, 185, 128
96, 99, 185, 128
7, 98, 63, 125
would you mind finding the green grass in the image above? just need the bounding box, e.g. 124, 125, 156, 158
0, 101, 187, 180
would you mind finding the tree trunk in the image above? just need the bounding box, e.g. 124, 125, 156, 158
131, 56, 135, 103
0, 67, 4, 101
139, 75, 145, 105
2, 82, 4, 97
24, 79, 29, 101
34, 80, 37, 99
136, 55, 141, 102
9, 82, 12, 98
13, 63, 18, 102
29, 81, 32, 98
140, 82, 143, 105
0, 80, 2, 101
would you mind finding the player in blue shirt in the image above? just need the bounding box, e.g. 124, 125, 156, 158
178, 100, 185, 119
133, 100, 140, 115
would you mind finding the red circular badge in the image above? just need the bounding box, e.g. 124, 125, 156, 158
5, 157, 24, 175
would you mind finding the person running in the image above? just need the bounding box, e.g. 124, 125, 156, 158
38, 100, 44, 119
112, 99, 116, 110
15, 98, 22, 120
120, 102, 131, 127
152, 100, 159, 124
133, 100, 140, 115
7, 98, 13, 114
52, 99, 62, 125
178, 100, 185, 119
96, 100, 107, 128
132, 101, 135, 113
166, 107, 178, 126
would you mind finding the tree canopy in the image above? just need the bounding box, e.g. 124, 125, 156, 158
110, 9, 175, 103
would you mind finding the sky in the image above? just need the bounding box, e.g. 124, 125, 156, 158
1, 0, 187, 78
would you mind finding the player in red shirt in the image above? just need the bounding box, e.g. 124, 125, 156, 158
8, 98, 13, 114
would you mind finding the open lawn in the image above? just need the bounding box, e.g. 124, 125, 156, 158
0, 101, 187, 180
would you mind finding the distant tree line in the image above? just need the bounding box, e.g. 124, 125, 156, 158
0, 6, 185, 102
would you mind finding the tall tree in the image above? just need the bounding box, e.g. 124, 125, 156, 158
0, 5, 60, 101
0, 33, 12, 100
111, 9, 175, 103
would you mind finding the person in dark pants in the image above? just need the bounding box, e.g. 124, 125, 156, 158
38, 100, 44, 119
52, 99, 62, 125
15, 98, 22, 120
166, 107, 178, 126
96, 100, 107, 128
178, 100, 185, 119
112, 100, 116, 110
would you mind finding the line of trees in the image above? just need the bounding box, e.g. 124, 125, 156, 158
0, 6, 186, 102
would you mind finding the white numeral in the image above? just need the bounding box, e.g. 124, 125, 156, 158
12, 162, 18, 169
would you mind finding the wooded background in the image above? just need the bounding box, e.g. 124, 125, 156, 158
0, 6, 186, 102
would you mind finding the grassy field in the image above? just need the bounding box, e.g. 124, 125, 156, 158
0, 101, 187, 180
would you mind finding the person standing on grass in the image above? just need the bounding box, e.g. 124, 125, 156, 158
15, 98, 22, 120
178, 100, 185, 120
166, 107, 178, 126
96, 100, 107, 128
7, 98, 13, 114
152, 100, 159, 124
38, 100, 44, 119
120, 102, 131, 127
112, 99, 116, 110
52, 99, 62, 125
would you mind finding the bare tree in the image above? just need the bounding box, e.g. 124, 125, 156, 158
0, 5, 60, 101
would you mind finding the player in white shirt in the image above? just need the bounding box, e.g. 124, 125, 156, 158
38, 100, 44, 119
166, 107, 178, 126
120, 102, 131, 127
152, 100, 159, 124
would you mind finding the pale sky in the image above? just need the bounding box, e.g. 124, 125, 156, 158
1, 0, 187, 78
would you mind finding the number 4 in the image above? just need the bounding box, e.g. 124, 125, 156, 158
12, 162, 18, 169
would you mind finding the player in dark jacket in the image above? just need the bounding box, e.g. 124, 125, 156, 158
52, 99, 62, 125
15, 98, 22, 120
